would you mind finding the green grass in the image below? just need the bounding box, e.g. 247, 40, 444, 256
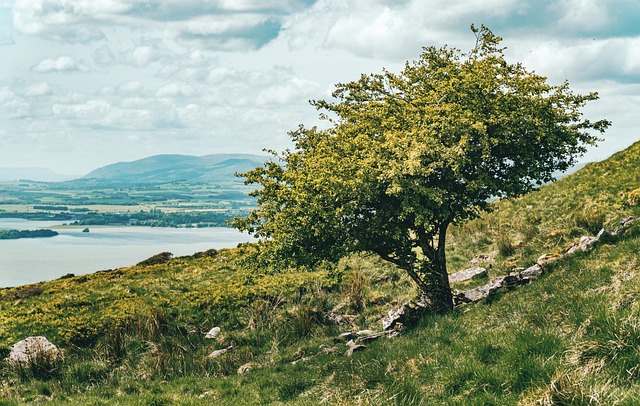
1, 141, 639, 404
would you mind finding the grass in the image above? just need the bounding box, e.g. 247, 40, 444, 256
1, 141, 639, 404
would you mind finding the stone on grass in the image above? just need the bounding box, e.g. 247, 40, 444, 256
207, 346, 233, 358
205, 327, 221, 339
448, 267, 487, 283
344, 340, 366, 357
7, 336, 60, 366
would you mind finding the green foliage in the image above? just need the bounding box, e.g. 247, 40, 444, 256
0, 229, 58, 240
234, 25, 609, 312
627, 188, 640, 206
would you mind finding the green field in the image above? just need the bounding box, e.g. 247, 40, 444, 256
0, 180, 256, 227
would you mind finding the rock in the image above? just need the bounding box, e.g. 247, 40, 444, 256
344, 340, 366, 357
335, 331, 358, 342
537, 254, 562, 266
319, 344, 337, 354
7, 336, 60, 366
567, 235, 599, 255
611, 216, 635, 235
520, 264, 543, 280
207, 346, 233, 358
448, 267, 487, 283
462, 276, 505, 301
355, 329, 375, 337
356, 331, 386, 343
237, 362, 257, 375
382, 297, 431, 331
205, 327, 221, 339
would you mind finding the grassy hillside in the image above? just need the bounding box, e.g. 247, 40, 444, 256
0, 142, 639, 405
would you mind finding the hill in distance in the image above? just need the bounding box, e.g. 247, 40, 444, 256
82, 153, 269, 184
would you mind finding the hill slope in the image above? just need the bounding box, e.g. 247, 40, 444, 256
0, 142, 639, 404
83, 154, 268, 183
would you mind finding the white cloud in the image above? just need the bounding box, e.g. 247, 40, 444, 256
31, 56, 90, 72
117, 81, 143, 94
557, 0, 610, 31
155, 83, 194, 98
23, 81, 51, 96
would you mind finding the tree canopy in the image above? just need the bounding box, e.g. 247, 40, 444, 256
233, 25, 610, 313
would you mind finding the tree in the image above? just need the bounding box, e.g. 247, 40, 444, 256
233, 25, 610, 314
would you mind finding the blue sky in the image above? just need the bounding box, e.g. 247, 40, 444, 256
1, 0, 640, 175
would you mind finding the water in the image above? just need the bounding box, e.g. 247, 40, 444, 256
0, 218, 254, 288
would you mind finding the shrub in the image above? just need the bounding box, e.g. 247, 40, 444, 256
627, 188, 640, 206
137, 252, 173, 266
573, 202, 607, 234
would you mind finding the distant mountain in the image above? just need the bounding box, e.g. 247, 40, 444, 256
82, 154, 268, 184
0, 167, 76, 182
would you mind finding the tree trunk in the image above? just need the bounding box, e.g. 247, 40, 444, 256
417, 257, 453, 314
415, 222, 453, 314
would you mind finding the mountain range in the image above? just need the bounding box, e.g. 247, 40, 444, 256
82, 154, 267, 184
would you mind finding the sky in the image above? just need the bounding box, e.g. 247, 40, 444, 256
1, 0, 640, 176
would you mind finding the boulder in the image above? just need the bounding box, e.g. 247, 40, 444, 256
7, 336, 60, 366
448, 267, 487, 283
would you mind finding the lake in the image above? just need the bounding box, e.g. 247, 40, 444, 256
0, 218, 254, 288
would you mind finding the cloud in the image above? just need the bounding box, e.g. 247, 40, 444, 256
23, 82, 52, 96
30, 56, 90, 73
93, 45, 115, 66
514, 37, 640, 83
12, 0, 318, 49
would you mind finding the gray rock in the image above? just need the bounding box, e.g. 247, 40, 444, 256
207, 345, 233, 358
381, 299, 430, 331
205, 327, 221, 339
567, 235, 599, 255
336, 331, 358, 342
344, 340, 366, 357
448, 267, 487, 283
7, 336, 60, 366
357, 331, 386, 343
520, 264, 543, 280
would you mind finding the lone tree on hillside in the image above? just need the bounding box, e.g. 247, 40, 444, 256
232, 25, 610, 314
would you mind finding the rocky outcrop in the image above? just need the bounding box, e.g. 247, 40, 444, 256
453, 216, 636, 306
382, 296, 431, 331
7, 336, 60, 366
448, 266, 487, 283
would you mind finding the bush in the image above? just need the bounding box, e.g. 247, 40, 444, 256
137, 252, 173, 266
627, 188, 640, 206
573, 202, 607, 234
